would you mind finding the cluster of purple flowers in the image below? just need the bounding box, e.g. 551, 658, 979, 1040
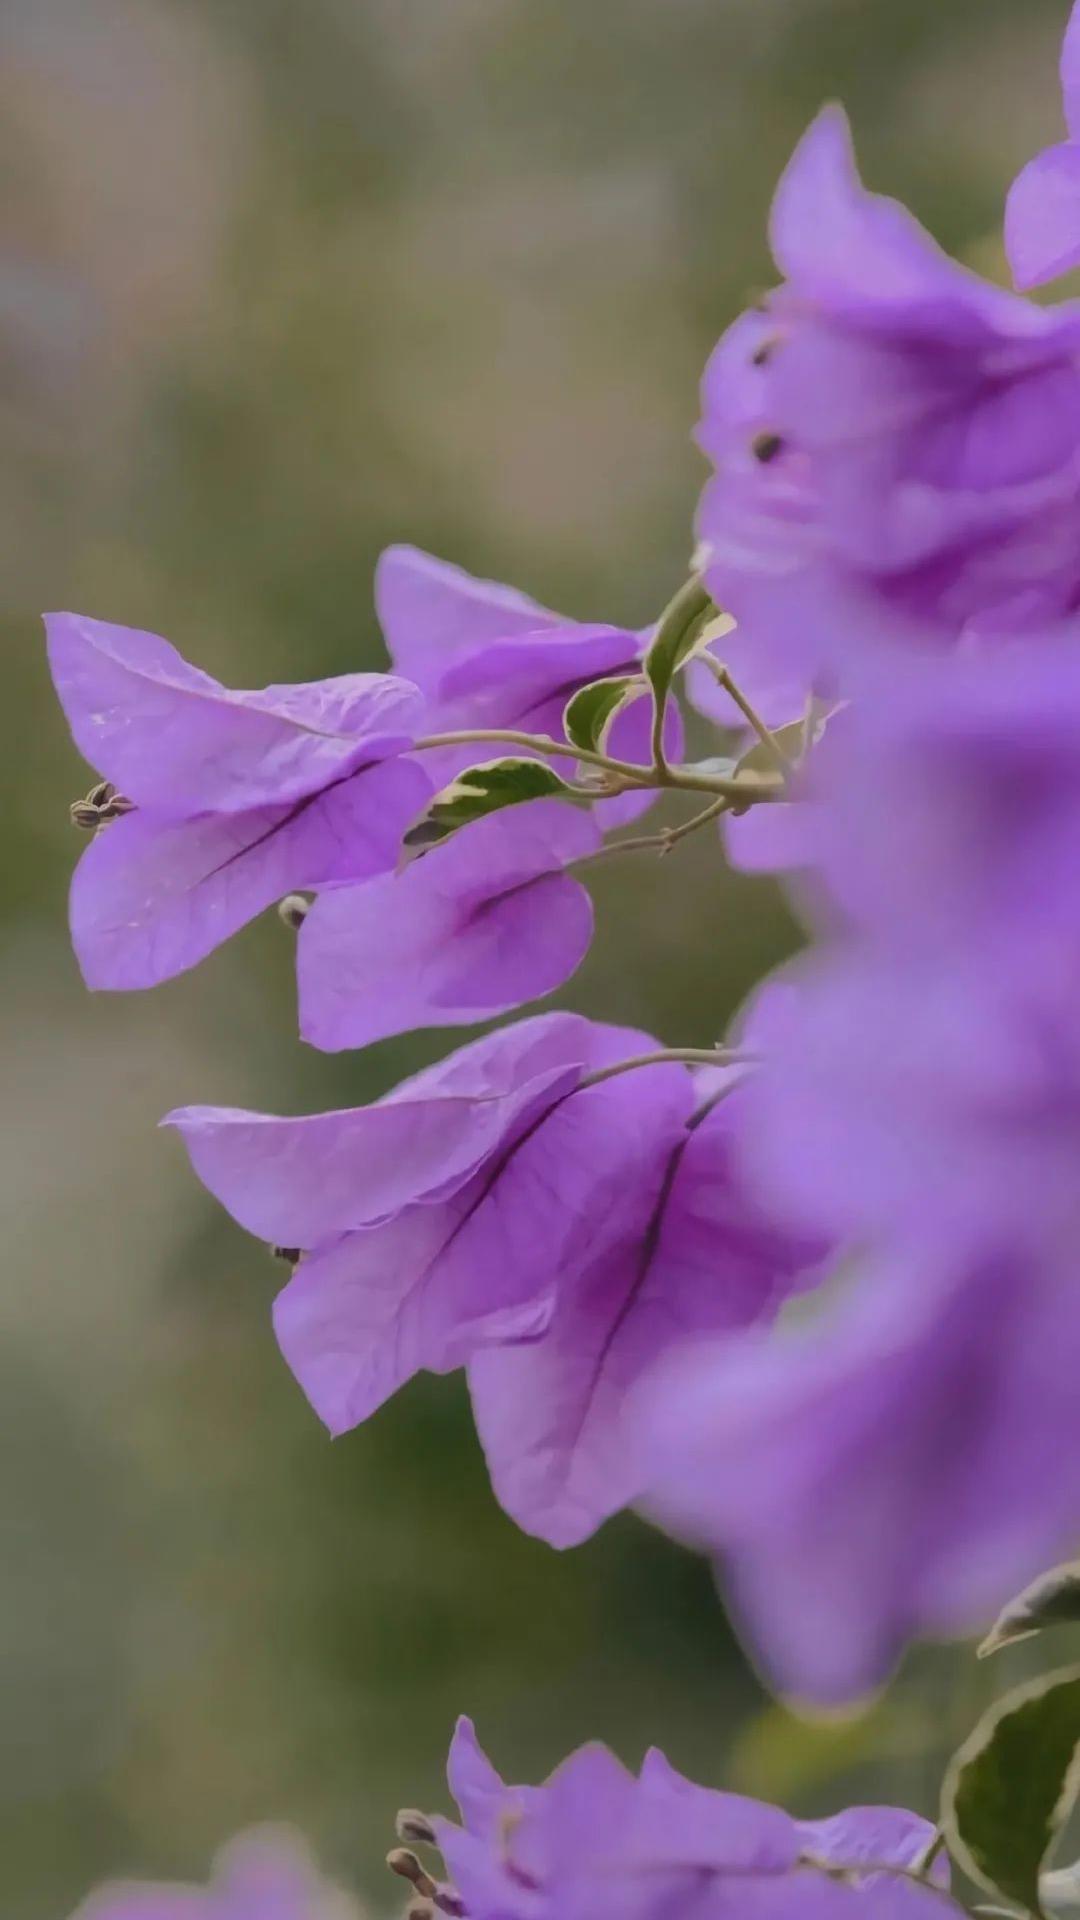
74, 1722, 950, 1920
52, 4, 1080, 1911
49, 544, 817, 1558
630, 0, 1080, 1708
49, 553, 634, 1021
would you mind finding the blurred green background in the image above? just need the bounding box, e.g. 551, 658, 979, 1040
1, 1, 1068, 1911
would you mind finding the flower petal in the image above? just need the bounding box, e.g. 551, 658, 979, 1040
1006, 143, 1080, 290
298, 800, 598, 1051
165, 1026, 589, 1244
468, 1090, 816, 1547
271, 1030, 681, 1428
272, 1208, 556, 1431
771, 106, 1032, 341
375, 545, 560, 691
446, 1716, 509, 1835
70, 758, 431, 989
46, 612, 421, 811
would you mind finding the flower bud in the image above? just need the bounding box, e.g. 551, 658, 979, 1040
396, 1809, 437, 1847
70, 780, 134, 830
277, 893, 311, 931
387, 1850, 437, 1900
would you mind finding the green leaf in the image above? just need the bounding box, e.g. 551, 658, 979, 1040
979, 1562, 1080, 1660
943, 1665, 1080, 1915
644, 579, 719, 715
400, 758, 586, 862
698, 611, 738, 651
562, 675, 644, 755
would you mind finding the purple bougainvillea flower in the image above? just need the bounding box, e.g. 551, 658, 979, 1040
721, 803, 818, 877
793, 641, 1080, 977
468, 1064, 824, 1546
639, 1238, 1080, 1707
630, 905, 1080, 1702
169, 1013, 588, 1240
71, 1825, 358, 1920
1006, 2, 1080, 289
697, 106, 1080, 687
167, 1017, 822, 1546
376, 545, 682, 823
428, 1717, 945, 1920
46, 613, 430, 989
734, 939, 1080, 1300
297, 799, 600, 1051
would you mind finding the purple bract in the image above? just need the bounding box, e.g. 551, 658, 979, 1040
697, 106, 1080, 689
46, 611, 428, 989
166, 1015, 823, 1548
1006, 1, 1080, 288
428, 1717, 947, 1920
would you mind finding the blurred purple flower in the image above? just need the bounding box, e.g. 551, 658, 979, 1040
726, 951, 1080, 1261
639, 1235, 1080, 1707
46, 612, 430, 989
697, 106, 1080, 689
632, 810, 1080, 1701
71, 1825, 358, 1920
1006, 1, 1080, 289
428, 1716, 946, 1920
785, 641, 1080, 977
719, 641, 1080, 1266
167, 1015, 822, 1546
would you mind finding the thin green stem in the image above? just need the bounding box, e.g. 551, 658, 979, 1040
572, 795, 731, 871
699, 653, 792, 770
579, 1047, 750, 1090
413, 728, 652, 785
412, 728, 784, 803
664, 766, 782, 800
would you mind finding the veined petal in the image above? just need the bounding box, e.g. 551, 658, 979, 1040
165, 1054, 584, 1245
435, 625, 635, 712
70, 757, 430, 989
272, 1209, 555, 1431
469, 1084, 818, 1546
46, 612, 422, 811
297, 799, 599, 1051
272, 1037, 689, 1430
375, 544, 561, 690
